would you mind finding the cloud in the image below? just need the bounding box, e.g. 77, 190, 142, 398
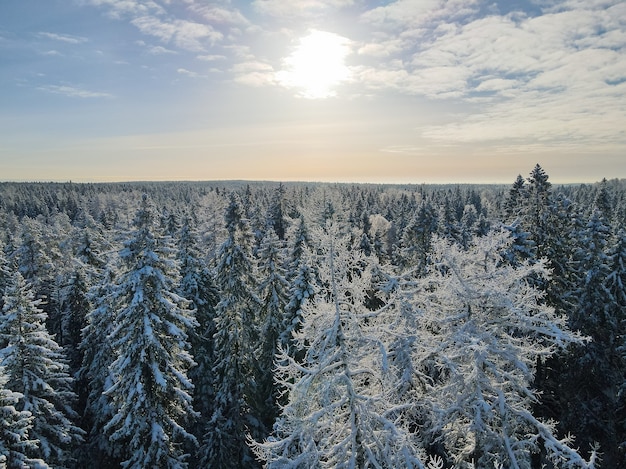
37, 32, 88, 44
177, 68, 204, 78
189, 5, 250, 27
232, 61, 275, 87
252, 0, 355, 18
131, 15, 223, 51
37, 85, 113, 98
147, 45, 177, 55
82, 0, 165, 19
197, 54, 226, 61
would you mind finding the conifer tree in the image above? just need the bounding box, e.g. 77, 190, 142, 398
0, 270, 83, 467
404, 231, 594, 468
281, 216, 316, 359
253, 220, 425, 468
104, 195, 198, 469
0, 365, 43, 469
505, 174, 527, 222
400, 200, 437, 274
200, 193, 261, 468
254, 226, 290, 434
79, 268, 118, 466
557, 209, 622, 466
177, 215, 219, 439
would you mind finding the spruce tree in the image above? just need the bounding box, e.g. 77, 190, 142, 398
0, 365, 43, 469
79, 268, 118, 466
177, 215, 219, 441
104, 195, 198, 469
200, 193, 261, 468
254, 226, 289, 434
0, 270, 83, 467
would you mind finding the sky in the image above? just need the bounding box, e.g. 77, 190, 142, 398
0, 0, 624, 184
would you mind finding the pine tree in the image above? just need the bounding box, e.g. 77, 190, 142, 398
104, 195, 198, 469
200, 193, 261, 468
0, 270, 83, 467
253, 220, 425, 468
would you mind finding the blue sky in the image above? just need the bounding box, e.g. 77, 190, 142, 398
1, 0, 624, 183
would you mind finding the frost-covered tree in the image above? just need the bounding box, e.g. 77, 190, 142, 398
404, 231, 594, 468
0, 244, 10, 313
11, 219, 54, 305
505, 174, 527, 222
177, 215, 219, 438
400, 200, 438, 274
78, 267, 118, 466
0, 365, 43, 469
281, 216, 315, 354
254, 227, 290, 433
104, 195, 198, 469
555, 209, 622, 466
0, 270, 83, 467
253, 220, 425, 468
200, 193, 261, 468
61, 268, 90, 377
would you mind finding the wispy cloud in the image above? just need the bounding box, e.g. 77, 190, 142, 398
232, 60, 275, 87
131, 16, 223, 51
197, 54, 226, 62
177, 68, 204, 78
37, 32, 88, 44
37, 84, 113, 98
82, 0, 165, 20
252, 0, 355, 18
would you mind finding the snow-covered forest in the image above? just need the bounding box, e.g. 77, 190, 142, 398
0, 164, 625, 469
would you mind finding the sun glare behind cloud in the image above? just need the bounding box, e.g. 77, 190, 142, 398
276, 30, 351, 99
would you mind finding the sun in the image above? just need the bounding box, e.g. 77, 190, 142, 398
276, 30, 352, 99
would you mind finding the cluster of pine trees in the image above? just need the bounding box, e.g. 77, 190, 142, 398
0, 164, 624, 468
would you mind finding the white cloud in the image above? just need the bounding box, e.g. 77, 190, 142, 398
232, 61, 275, 87
190, 5, 250, 27
82, 0, 165, 19
147, 45, 177, 55
252, 0, 354, 18
131, 15, 223, 51
177, 68, 203, 78
197, 54, 226, 61
37, 85, 113, 98
37, 32, 88, 44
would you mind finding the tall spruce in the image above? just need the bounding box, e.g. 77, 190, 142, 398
79, 268, 118, 466
200, 193, 261, 468
104, 195, 198, 469
0, 365, 43, 469
0, 269, 83, 467
254, 226, 289, 435
177, 215, 219, 441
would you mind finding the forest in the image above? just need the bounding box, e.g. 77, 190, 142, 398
0, 164, 625, 469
